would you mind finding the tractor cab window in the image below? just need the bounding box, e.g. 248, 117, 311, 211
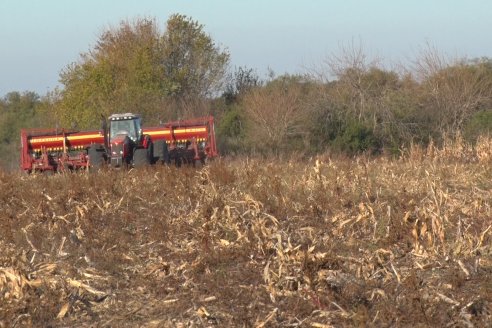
134, 118, 142, 139
110, 119, 138, 141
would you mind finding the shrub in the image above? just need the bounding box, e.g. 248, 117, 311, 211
332, 120, 381, 154
464, 109, 492, 142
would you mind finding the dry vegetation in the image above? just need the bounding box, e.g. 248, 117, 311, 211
1, 138, 492, 327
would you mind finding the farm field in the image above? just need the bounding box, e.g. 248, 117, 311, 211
1, 143, 491, 327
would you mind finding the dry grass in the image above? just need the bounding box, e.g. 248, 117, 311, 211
1, 139, 491, 327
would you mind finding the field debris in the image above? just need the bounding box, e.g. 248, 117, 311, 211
0, 144, 491, 326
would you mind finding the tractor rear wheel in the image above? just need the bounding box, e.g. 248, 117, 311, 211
153, 140, 170, 164
133, 147, 151, 167
194, 156, 207, 168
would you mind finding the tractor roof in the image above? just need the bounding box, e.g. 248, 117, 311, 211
108, 113, 140, 121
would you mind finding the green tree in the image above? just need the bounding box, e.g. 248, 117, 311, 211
56, 15, 229, 128
223, 66, 262, 104
162, 14, 230, 100
216, 104, 246, 154
217, 67, 262, 154
0, 91, 42, 170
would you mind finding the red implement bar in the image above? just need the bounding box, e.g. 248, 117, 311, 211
143, 115, 218, 158
20, 128, 104, 172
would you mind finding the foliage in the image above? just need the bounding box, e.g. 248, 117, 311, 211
56, 15, 229, 128
4, 35, 492, 166
162, 14, 230, 100
241, 75, 314, 154
464, 109, 492, 142
330, 119, 380, 154
0, 92, 46, 170
221, 52, 492, 156
416, 51, 492, 136
223, 66, 262, 104
216, 105, 246, 154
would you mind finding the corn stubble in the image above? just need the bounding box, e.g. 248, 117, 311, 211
0, 139, 491, 327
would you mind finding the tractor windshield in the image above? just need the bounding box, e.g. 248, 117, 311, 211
110, 119, 139, 141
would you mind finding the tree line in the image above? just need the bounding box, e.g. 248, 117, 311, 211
1, 16, 492, 169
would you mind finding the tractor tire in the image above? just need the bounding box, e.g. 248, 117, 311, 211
153, 140, 170, 164
153, 140, 163, 162
133, 148, 151, 167
194, 156, 207, 168
88, 145, 105, 171
174, 154, 182, 167
148, 142, 154, 164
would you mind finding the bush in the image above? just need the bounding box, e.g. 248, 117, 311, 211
217, 106, 246, 154
332, 120, 381, 154
464, 109, 492, 142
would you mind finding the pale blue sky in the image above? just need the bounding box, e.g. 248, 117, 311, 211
1, 0, 491, 95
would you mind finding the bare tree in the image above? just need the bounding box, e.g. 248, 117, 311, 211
414, 44, 492, 135
318, 40, 382, 122
242, 77, 310, 153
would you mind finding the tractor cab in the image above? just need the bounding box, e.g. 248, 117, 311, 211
108, 113, 142, 143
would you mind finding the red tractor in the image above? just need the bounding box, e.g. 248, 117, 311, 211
20, 113, 218, 173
